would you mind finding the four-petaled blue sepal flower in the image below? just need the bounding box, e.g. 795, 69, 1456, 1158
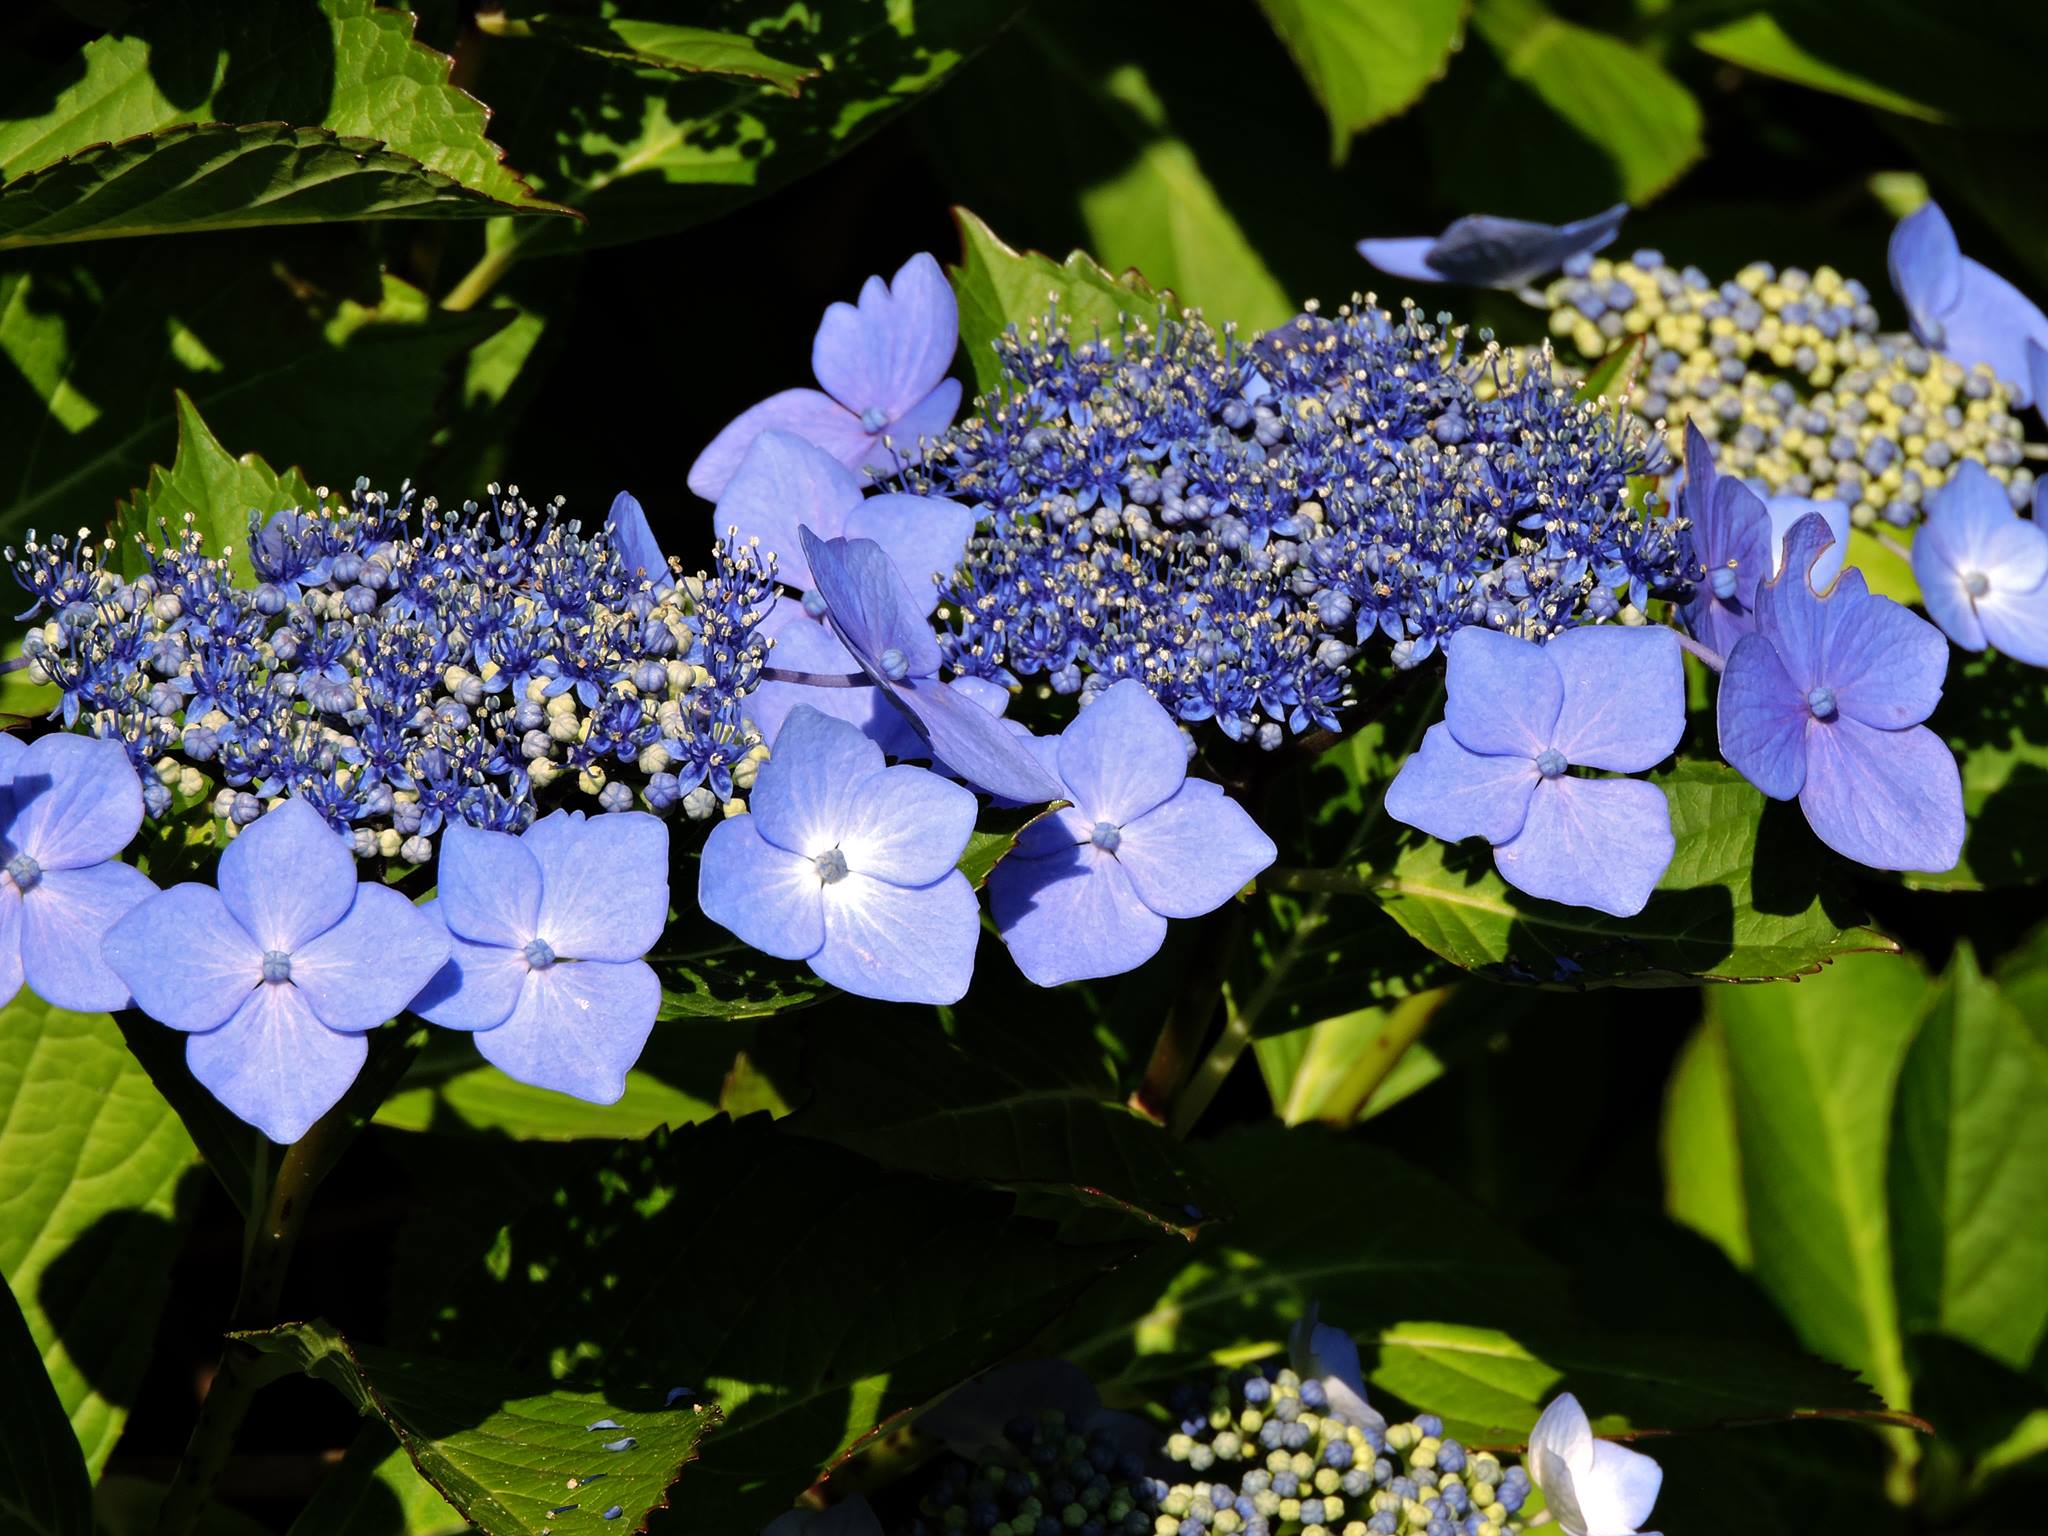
412, 810, 670, 1104
1526, 1392, 1664, 1536
1912, 460, 2048, 666
1677, 418, 1771, 656
798, 528, 1062, 805
987, 680, 1276, 985
688, 253, 963, 498
1719, 514, 1964, 872
0, 733, 158, 1011
1357, 203, 1628, 290
698, 706, 980, 1004
102, 798, 451, 1143
1384, 626, 1684, 917
1889, 200, 2048, 407
605, 491, 669, 589
1287, 1303, 1386, 1433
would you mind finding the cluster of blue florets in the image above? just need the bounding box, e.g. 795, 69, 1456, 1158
7, 483, 775, 863
905, 300, 1684, 747
913, 1410, 1159, 1536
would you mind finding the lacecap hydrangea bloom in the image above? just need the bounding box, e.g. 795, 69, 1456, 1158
1358, 202, 1628, 291
1912, 460, 2048, 666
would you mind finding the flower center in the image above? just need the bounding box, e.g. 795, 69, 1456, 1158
5, 853, 41, 892
859, 405, 890, 433
1710, 565, 1739, 601
1535, 748, 1568, 780
1806, 686, 1839, 721
522, 937, 557, 969
1090, 820, 1122, 853
814, 847, 849, 884
878, 647, 910, 681
1964, 570, 1990, 599
261, 950, 293, 984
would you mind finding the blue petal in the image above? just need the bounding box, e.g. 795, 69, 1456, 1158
813, 869, 978, 1004
1546, 625, 1683, 773
1944, 259, 2048, 407
1055, 679, 1187, 826
1717, 634, 1808, 800
1822, 592, 1947, 730
686, 388, 869, 502
0, 887, 22, 1009
1979, 578, 2048, 666
1763, 494, 1848, 589
218, 798, 357, 952
411, 903, 527, 1033
1354, 237, 1446, 284
799, 530, 944, 678
752, 705, 887, 858
1383, 722, 1539, 846
7, 733, 143, 870
894, 677, 1064, 804
990, 842, 1166, 986
1492, 777, 1673, 918
842, 492, 975, 613
838, 764, 978, 887
810, 252, 958, 420
696, 814, 826, 962
1288, 1309, 1383, 1432
605, 491, 668, 586
2031, 339, 2048, 422
747, 601, 918, 755
525, 810, 670, 962
1889, 202, 1963, 341
187, 983, 366, 1144
1411, 204, 1625, 288
436, 822, 543, 948
1443, 626, 1563, 757
716, 430, 863, 586
864, 378, 962, 477
290, 885, 450, 1032
101, 882, 260, 1031
1754, 512, 1841, 686
472, 959, 660, 1104
1116, 778, 1276, 920
1799, 718, 1964, 873
20, 859, 155, 1012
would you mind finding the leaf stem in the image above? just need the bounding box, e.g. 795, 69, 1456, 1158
441, 236, 523, 313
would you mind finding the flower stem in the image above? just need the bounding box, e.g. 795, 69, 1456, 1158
1672, 628, 1725, 673
758, 667, 875, 689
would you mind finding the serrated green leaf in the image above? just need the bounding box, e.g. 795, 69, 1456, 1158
1369, 760, 1895, 986
111, 392, 314, 582
0, 1278, 92, 1536
1256, 0, 1466, 162
0, 996, 197, 1478
1890, 945, 2048, 1369
653, 945, 833, 1019
1661, 1014, 1752, 1269
1691, 12, 1943, 122
1905, 651, 2048, 890
949, 207, 1170, 397
483, 9, 819, 94
238, 1319, 720, 1536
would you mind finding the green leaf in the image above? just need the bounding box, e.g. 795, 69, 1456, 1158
1574, 331, 1646, 406
0, 0, 562, 217
112, 392, 315, 582
1369, 760, 1895, 986
1905, 651, 2048, 890
1847, 526, 1920, 605
1256, 0, 1466, 162
1691, 12, 1944, 122
949, 207, 1170, 397
1661, 1015, 1753, 1269
653, 946, 833, 1020
481, 10, 819, 94
0, 1278, 92, 1536
238, 1320, 720, 1536
1890, 945, 2048, 1369
1252, 990, 1451, 1125
0, 996, 197, 1478
1709, 953, 1924, 1411
285, 1424, 473, 1536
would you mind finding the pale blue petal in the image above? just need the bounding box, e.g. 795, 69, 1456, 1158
686, 388, 868, 502
1288, 1311, 1383, 1432
1443, 626, 1563, 757
1717, 634, 1808, 800
838, 764, 977, 886
747, 609, 918, 756
811, 253, 958, 420
1754, 512, 1840, 688
1117, 779, 1276, 920
0, 731, 25, 792
0, 886, 21, 1010
697, 815, 825, 962
861, 377, 963, 476
1546, 625, 1683, 772
187, 983, 365, 1144
1799, 719, 1963, 873
948, 675, 1011, 717
20, 859, 155, 1012
842, 492, 974, 611
1582, 1440, 1664, 1535
1822, 593, 1947, 729
895, 677, 1064, 804
101, 882, 260, 1031
1055, 679, 1187, 825
1889, 202, 1963, 341
605, 491, 667, 587
436, 822, 542, 948
472, 959, 660, 1104
800, 530, 945, 678
526, 810, 670, 962
8, 734, 143, 869
1383, 723, 1538, 845
990, 843, 1167, 986
1945, 259, 2048, 407
1764, 495, 1848, 588
813, 869, 978, 1004
411, 903, 527, 1032
218, 798, 356, 952
753, 705, 886, 856
2032, 339, 2048, 420
1354, 237, 1445, 284
290, 885, 450, 1032
1978, 580, 2048, 666
1492, 777, 1673, 918
715, 430, 863, 584
1915, 461, 2048, 655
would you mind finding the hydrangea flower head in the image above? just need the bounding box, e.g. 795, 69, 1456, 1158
688, 252, 962, 498
0, 732, 157, 1011
103, 798, 450, 1142
1358, 203, 1627, 289
1889, 200, 2048, 407
1384, 625, 1683, 917
987, 681, 1276, 985
413, 811, 669, 1103
698, 706, 980, 1004
1287, 1302, 1384, 1432
1718, 514, 1963, 871
1526, 1393, 1662, 1536
1911, 460, 2048, 665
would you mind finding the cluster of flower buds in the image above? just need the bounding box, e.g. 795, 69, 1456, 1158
913, 1408, 1160, 1536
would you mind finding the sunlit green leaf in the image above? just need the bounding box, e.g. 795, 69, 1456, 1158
1906, 651, 2048, 890
1255, 0, 1466, 162
482, 9, 819, 93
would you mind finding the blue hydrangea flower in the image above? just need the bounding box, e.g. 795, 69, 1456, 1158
605, 491, 668, 588
987, 681, 1276, 985
799, 528, 1061, 805
1358, 203, 1627, 289
688, 253, 963, 498
1912, 460, 2048, 666
1760, 491, 1848, 590
1526, 1393, 1661, 1536
0, 733, 157, 1011
103, 798, 450, 1142
1677, 418, 1771, 656
1287, 1304, 1384, 1432
698, 706, 980, 1004
1719, 514, 1963, 872
1889, 200, 2048, 407
413, 810, 668, 1103
1384, 626, 1683, 917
